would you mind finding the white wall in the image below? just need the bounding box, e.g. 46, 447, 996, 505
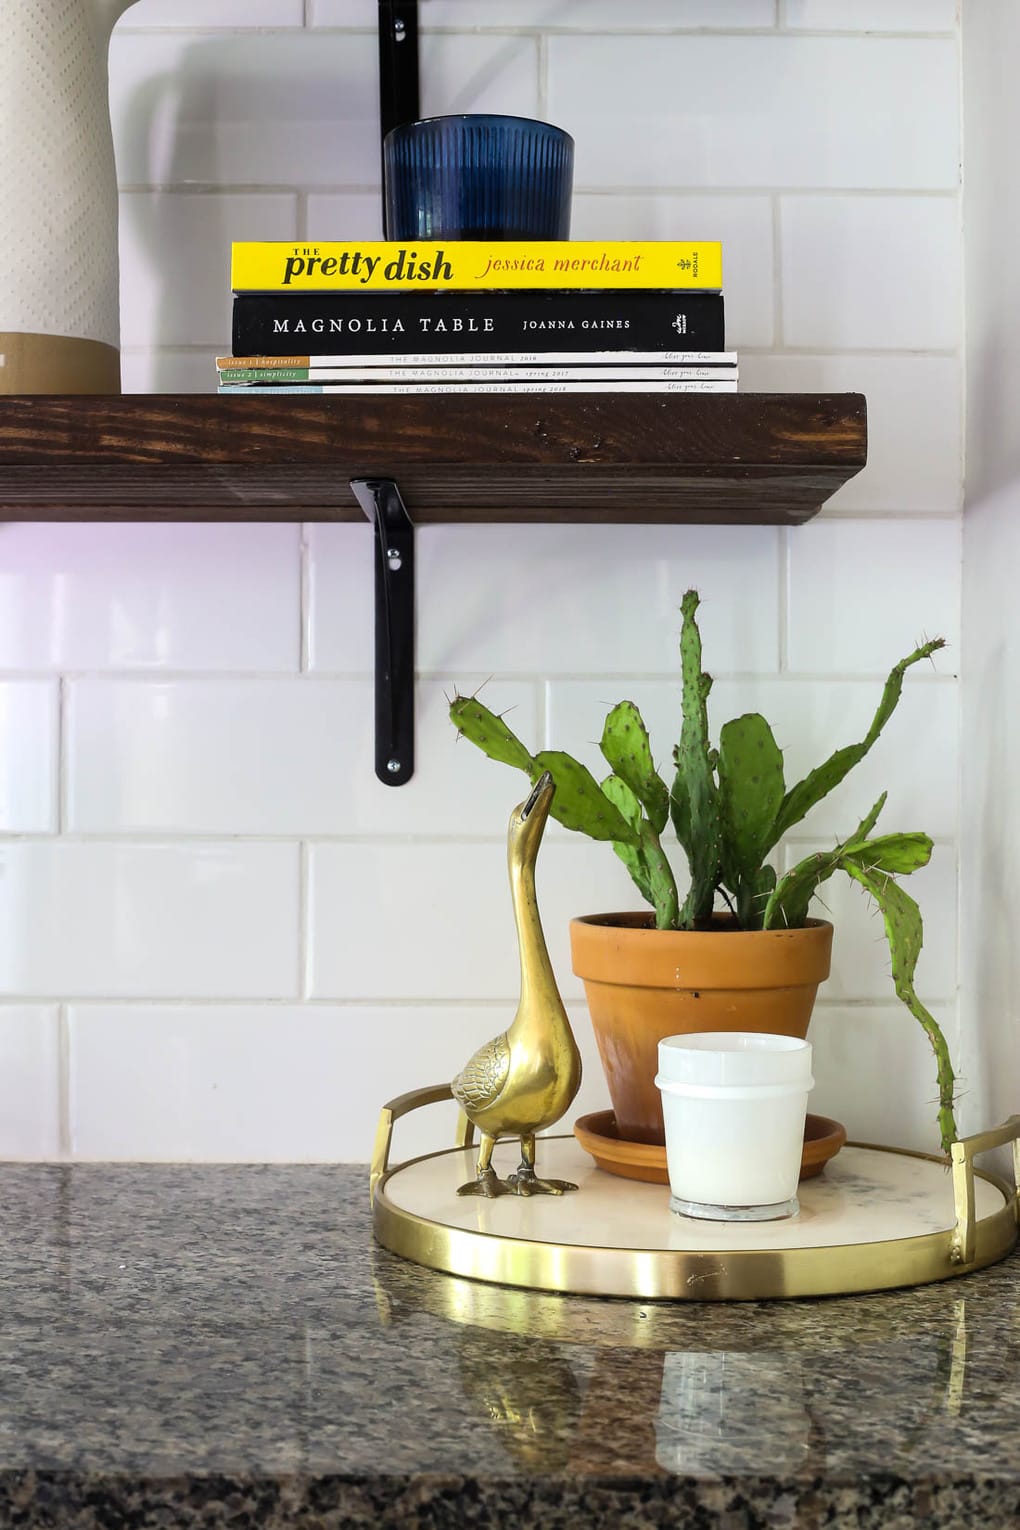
0, 0, 964, 1162
959, 0, 1020, 1143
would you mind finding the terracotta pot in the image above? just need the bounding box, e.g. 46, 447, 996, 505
569, 912, 833, 1146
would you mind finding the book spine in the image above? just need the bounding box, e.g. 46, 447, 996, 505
216, 349, 738, 369
218, 363, 738, 384
231, 239, 722, 293
217, 380, 739, 395
232, 291, 726, 357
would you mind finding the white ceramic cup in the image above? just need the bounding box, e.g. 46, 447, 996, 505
655, 1032, 814, 1222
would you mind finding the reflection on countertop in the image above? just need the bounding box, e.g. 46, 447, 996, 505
0, 1163, 1017, 1527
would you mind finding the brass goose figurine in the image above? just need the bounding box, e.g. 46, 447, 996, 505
453, 771, 582, 1198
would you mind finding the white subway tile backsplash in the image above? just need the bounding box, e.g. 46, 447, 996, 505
416, 32, 541, 119
570, 193, 775, 349
550, 36, 959, 190
413, 0, 778, 28
547, 672, 959, 842
784, 1, 957, 32
736, 355, 963, 514
311, 0, 778, 29
112, 29, 539, 193
310, 841, 514, 1001
419, 525, 782, 676
808, 1002, 958, 1156
307, 0, 378, 22
799, 843, 957, 1003
305, 194, 387, 242
305, 525, 374, 673
313, 0, 953, 35
67, 1004, 457, 1161
0, 683, 58, 833
123, 0, 305, 25
0, 524, 301, 672
718, 677, 959, 842
308, 524, 781, 677
110, 33, 379, 189
0, 1008, 61, 1159
780, 196, 962, 352
119, 193, 297, 350
0, 844, 300, 999
786, 518, 961, 673
66, 677, 540, 837
120, 349, 217, 394
309, 838, 638, 1002
67, 999, 611, 1162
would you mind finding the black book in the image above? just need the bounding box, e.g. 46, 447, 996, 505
232, 289, 725, 357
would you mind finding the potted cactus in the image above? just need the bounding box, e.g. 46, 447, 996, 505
450, 589, 958, 1156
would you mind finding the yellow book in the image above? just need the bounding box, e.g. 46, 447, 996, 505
230, 240, 722, 293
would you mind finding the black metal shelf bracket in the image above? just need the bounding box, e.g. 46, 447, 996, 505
378, 0, 420, 228
351, 478, 416, 787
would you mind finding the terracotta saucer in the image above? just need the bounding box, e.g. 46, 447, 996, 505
573, 1109, 847, 1186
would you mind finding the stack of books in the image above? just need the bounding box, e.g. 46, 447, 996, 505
219, 239, 735, 396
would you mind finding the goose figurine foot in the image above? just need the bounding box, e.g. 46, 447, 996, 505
456, 1134, 510, 1199
504, 1133, 577, 1197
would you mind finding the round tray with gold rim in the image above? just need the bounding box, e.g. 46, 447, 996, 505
371, 1087, 1020, 1303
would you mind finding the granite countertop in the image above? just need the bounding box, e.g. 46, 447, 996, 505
1, 1164, 1019, 1529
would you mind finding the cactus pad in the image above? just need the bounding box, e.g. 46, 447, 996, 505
600, 701, 670, 834
449, 694, 535, 771
532, 751, 638, 844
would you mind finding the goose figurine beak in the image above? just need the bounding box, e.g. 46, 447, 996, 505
518, 770, 555, 824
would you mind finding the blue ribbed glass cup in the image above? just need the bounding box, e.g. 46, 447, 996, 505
383, 114, 574, 240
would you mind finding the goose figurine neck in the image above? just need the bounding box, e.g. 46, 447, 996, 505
452, 771, 582, 1198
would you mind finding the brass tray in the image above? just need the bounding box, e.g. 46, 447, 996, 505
371, 1086, 1020, 1302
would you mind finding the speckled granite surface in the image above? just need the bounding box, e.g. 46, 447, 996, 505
0, 1164, 1017, 1528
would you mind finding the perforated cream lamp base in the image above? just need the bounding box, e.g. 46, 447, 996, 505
371, 1087, 1020, 1302
0, 0, 141, 395
0, 334, 121, 395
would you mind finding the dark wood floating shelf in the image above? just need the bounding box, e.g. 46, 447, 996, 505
0, 391, 866, 524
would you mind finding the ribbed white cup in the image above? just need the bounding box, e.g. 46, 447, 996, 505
655, 1032, 814, 1222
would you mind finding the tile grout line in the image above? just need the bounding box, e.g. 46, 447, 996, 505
119, 183, 963, 199
57, 677, 68, 835
0, 829, 962, 847
773, 184, 789, 678
300, 524, 311, 673
57, 1004, 71, 1160
778, 527, 789, 672
537, 32, 548, 121
0, 665, 965, 684
299, 841, 311, 999
772, 191, 785, 347
540, 676, 551, 752
119, 25, 955, 39
0, 993, 956, 1011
